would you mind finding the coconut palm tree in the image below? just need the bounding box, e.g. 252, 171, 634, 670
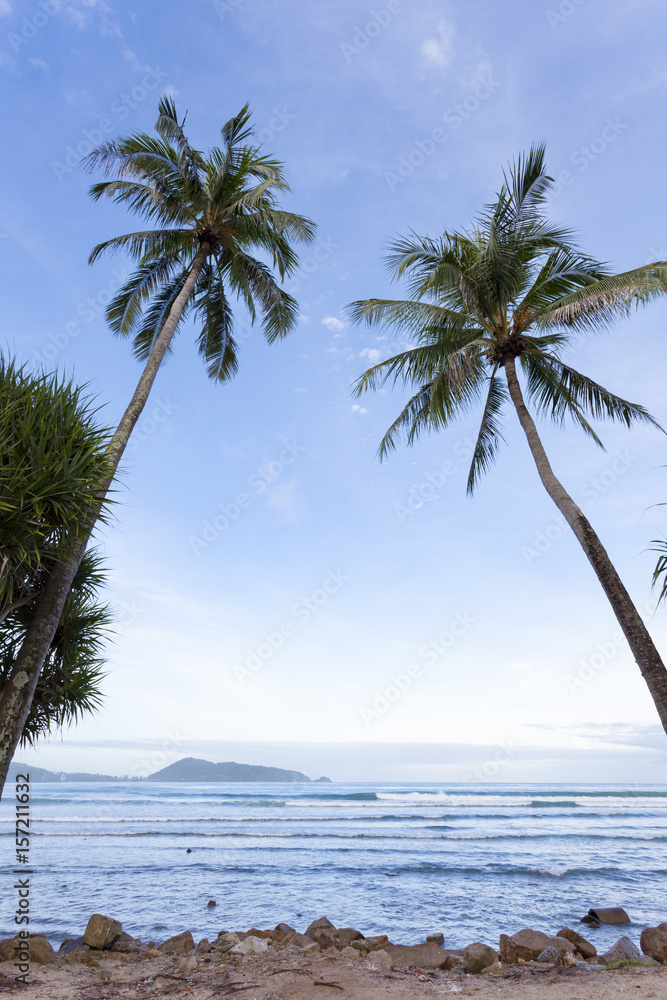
0, 98, 315, 790
350, 145, 667, 732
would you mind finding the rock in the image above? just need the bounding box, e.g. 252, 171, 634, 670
536, 946, 564, 965
384, 942, 450, 969
7, 934, 55, 966
230, 935, 269, 956
599, 936, 641, 965
587, 907, 630, 925
641, 923, 667, 963
464, 942, 499, 973
83, 914, 122, 950
340, 945, 360, 958
366, 934, 389, 951
446, 954, 465, 968
196, 939, 210, 953
211, 932, 239, 953
367, 948, 393, 970
59, 936, 88, 955
481, 961, 504, 975
305, 916, 335, 936
310, 929, 336, 949
176, 955, 198, 974
556, 928, 596, 959
272, 923, 296, 943
427, 933, 445, 945
157, 930, 195, 955
350, 939, 369, 954
499, 929, 573, 963
334, 927, 364, 946
207, 900, 216, 907
301, 940, 320, 953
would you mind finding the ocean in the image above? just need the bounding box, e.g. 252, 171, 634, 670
1, 781, 665, 952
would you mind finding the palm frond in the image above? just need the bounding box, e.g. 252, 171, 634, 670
467, 369, 508, 495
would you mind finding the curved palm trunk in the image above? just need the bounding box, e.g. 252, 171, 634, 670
504, 355, 667, 733
0, 245, 210, 795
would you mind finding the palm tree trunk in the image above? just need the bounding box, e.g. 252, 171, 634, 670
0, 245, 210, 794
503, 354, 667, 734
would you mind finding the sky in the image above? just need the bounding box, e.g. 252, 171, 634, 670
2, 0, 667, 782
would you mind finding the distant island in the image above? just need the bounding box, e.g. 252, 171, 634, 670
5, 757, 331, 784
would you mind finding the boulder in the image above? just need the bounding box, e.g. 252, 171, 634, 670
196, 939, 210, 953
464, 942, 499, 973
83, 914, 122, 950
334, 928, 364, 946
427, 933, 445, 945
350, 940, 369, 954
366, 934, 389, 951
367, 949, 393, 971
481, 962, 504, 975
211, 932, 239, 953
536, 946, 563, 965
246, 927, 273, 939
556, 928, 596, 959
384, 942, 450, 969
58, 936, 88, 955
5, 934, 55, 966
230, 935, 269, 956
640, 923, 667, 964
157, 931, 195, 955
499, 929, 573, 963
599, 936, 641, 965
587, 907, 630, 925
271, 923, 296, 943
340, 945, 360, 958
310, 929, 336, 949
305, 916, 335, 936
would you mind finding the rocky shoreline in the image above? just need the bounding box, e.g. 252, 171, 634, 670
1, 913, 665, 998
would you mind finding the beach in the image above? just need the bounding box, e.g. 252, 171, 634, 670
0, 930, 665, 999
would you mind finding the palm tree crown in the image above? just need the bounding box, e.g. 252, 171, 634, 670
85, 96, 315, 379
351, 144, 665, 493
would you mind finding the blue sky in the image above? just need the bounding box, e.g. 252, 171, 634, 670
3, 0, 667, 781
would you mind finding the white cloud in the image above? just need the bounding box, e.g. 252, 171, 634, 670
0, 1, 12, 16
30, 57, 49, 72
421, 19, 455, 68
351, 404, 368, 415
322, 315, 347, 332
360, 348, 381, 364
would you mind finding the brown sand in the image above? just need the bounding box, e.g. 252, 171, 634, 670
1, 949, 665, 999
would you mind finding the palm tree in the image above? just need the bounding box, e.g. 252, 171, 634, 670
350, 145, 667, 733
0, 360, 113, 789
0, 98, 315, 790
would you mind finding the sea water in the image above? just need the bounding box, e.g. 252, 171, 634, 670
1, 782, 665, 951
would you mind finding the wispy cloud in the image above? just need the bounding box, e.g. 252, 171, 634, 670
421, 18, 455, 69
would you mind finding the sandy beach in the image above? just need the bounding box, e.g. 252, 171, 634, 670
1, 943, 665, 999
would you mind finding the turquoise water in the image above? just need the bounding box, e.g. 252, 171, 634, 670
1, 782, 665, 951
